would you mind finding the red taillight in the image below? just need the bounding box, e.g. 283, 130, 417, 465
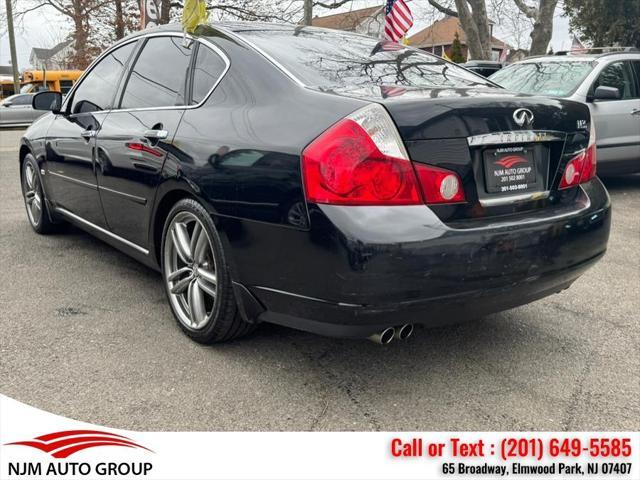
302, 104, 466, 206
413, 163, 465, 204
302, 104, 422, 205
559, 120, 597, 189
581, 142, 597, 182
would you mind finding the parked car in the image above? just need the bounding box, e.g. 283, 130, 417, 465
490, 51, 640, 175
0, 93, 45, 127
462, 60, 503, 77
20, 23, 610, 345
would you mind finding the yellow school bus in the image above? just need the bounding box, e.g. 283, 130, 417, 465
20, 70, 84, 95
1, 77, 18, 99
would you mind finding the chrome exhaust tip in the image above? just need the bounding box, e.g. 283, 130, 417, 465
394, 323, 414, 341
368, 327, 395, 345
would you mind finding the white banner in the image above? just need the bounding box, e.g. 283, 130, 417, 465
0, 394, 638, 479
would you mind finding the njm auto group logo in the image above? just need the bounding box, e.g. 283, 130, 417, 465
3, 429, 153, 477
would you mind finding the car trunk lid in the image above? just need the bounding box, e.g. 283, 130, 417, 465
330, 85, 593, 224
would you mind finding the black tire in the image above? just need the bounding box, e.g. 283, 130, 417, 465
21, 154, 57, 234
160, 198, 255, 344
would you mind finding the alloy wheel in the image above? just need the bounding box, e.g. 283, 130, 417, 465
23, 163, 42, 227
163, 211, 218, 330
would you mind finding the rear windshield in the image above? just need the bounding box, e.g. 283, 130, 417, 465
490, 61, 595, 97
236, 27, 495, 90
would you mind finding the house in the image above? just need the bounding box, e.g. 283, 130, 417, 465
506, 48, 528, 63
408, 16, 509, 61
29, 40, 74, 70
310, 5, 385, 37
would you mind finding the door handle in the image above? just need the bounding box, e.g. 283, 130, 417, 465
631, 108, 640, 116
81, 129, 97, 139
143, 129, 168, 140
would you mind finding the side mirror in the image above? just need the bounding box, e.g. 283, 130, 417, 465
593, 86, 621, 101
33, 91, 63, 113
2, 101, 12, 107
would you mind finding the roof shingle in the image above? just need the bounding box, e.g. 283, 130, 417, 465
310, 5, 383, 31
408, 16, 508, 50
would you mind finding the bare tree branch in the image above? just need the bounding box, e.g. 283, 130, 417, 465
313, 0, 352, 9
512, 0, 537, 18
427, 0, 458, 17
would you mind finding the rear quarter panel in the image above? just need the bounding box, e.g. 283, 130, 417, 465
155, 32, 367, 280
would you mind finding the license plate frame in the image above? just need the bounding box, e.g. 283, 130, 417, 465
483, 146, 540, 195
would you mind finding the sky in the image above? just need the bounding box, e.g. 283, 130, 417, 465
1, 0, 573, 71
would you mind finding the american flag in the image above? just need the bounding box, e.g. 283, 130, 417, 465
380, 85, 407, 98
383, 0, 413, 43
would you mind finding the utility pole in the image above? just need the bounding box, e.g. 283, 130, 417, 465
303, 0, 312, 26
5, 0, 21, 95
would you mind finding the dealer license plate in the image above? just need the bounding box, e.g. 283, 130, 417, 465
483, 146, 537, 194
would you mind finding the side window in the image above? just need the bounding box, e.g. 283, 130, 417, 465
191, 44, 227, 104
70, 41, 136, 114
60, 80, 74, 95
632, 61, 640, 92
12, 95, 32, 106
593, 61, 636, 99
120, 37, 192, 109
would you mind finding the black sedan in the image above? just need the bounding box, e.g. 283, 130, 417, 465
20, 23, 611, 345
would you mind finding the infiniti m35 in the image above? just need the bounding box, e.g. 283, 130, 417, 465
19, 23, 611, 344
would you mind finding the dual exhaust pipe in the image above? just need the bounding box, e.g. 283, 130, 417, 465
367, 324, 414, 345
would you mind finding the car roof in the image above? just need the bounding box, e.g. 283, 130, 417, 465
516, 52, 640, 64
122, 21, 326, 37
464, 61, 502, 67
118, 20, 390, 44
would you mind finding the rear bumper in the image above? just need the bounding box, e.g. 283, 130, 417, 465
233, 179, 611, 338
255, 252, 603, 338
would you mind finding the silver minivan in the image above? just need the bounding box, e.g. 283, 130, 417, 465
490, 52, 640, 175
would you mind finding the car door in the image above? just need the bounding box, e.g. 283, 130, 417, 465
632, 60, 640, 125
44, 41, 137, 228
94, 35, 194, 248
0, 94, 33, 125
589, 60, 640, 163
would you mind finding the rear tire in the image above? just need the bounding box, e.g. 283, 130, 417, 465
161, 198, 255, 344
21, 154, 56, 234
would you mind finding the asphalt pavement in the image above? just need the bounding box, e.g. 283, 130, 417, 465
1, 128, 638, 431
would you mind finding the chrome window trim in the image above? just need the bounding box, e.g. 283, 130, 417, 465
55, 207, 149, 255
467, 130, 566, 147
215, 26, 306, 88
62, 31, 231, 115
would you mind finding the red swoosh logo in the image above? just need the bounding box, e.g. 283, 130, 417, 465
5, 430, 152, 458
495, 155, 528, 169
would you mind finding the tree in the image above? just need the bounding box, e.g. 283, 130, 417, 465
301, 0, 353, 25
16, 0, 114, 68
164, 0, 312, 23
428, 0, 493, 60
563, 0, 640, 48
450, 31, 465, 62
512, 0, 558, 55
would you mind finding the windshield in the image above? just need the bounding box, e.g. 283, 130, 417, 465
236, 27, 495, 90
490, 61, 595, 97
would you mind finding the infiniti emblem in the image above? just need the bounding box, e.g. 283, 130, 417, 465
513, 108, 534, 127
